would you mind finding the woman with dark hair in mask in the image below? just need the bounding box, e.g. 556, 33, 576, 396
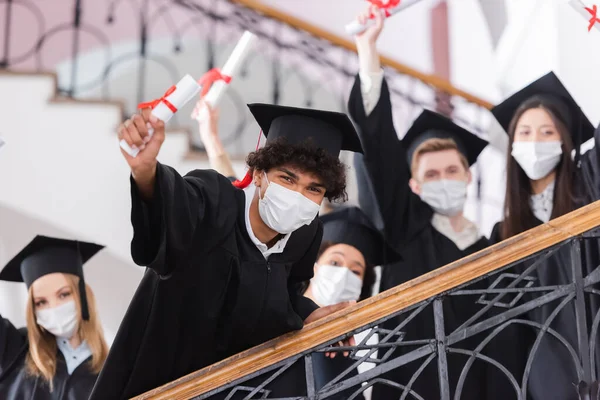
0, 235, 108, 400
487, 72, 600, 400
301, 206, 400, 399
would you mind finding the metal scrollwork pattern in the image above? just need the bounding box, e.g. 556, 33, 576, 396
195, 235, 600, 399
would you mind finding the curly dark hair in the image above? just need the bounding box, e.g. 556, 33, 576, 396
245, 137, 348, 202
315, 241, 376, 302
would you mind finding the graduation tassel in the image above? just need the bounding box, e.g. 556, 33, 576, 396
76, 241, 90, 321
232, 130, 264, 189
575, 109, 583, 168
232, 172, 252, 189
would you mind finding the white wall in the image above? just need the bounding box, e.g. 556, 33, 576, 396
0, 73, 226, 343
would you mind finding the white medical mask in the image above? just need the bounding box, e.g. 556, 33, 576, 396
419, 179, 467, 216
311, 264, 363, 306
36, 301, 79, 339
258, 173, 321, 234
511, 141, 562, 180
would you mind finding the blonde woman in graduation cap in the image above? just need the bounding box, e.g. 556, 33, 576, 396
486, 73, 600, 400
0, 235, 108, 400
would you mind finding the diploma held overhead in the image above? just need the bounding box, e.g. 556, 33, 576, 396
345, 0, 422, 36
201, 30, 257, 109
120, 30, 257, 157
119, 74, 200, 157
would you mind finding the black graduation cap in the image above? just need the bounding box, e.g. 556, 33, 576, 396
320, 207, 400, 266
491, 72, 594, 145
403, 109, 488, 167
0, 235, 104, 321
247, 103, 363, 157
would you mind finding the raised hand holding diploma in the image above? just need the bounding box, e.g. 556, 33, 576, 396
119, 75, 201, 158
345, 0, 421, 36
118, 108, 164, 172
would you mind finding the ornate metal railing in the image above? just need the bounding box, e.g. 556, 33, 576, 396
132, 200, 600, 400
0, 0, 493, 156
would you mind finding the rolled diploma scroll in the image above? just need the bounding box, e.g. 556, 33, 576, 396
202, 31, 257, 108
568, 0, 600, 32
120, 74, 201, 157
344, 0, 423, 36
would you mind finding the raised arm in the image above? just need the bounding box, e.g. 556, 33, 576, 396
579, 123, 600, 201
120, 109, 237, 276
347, 8, 431, 251
192, 99, 237, 180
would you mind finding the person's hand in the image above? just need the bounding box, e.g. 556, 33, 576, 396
355, 5, 385, 48
191, 99, 220, 144
305, 301, 357, 358
118, 107, 164, 179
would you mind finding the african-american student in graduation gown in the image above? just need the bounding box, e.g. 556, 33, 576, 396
89, 104, 364, 400
190, 102, 382, 399
0, 236, 108, 400
486, 72, 600, 400
347, 11, 491, 396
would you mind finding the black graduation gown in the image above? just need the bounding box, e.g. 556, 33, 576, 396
311, 353, 366, 399
0, 315, 98, 400
89, 164, 322, 400
348, 75, 491, 399
487, 128, 600, 400
223, 352, 366, 399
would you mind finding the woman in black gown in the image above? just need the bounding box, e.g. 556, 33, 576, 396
0, 235, 108, 400
299, 206, 400, 399
487, 72, 600, 400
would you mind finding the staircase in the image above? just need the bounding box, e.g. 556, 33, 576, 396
133, 201, 600, 399
0, 0, 533, 397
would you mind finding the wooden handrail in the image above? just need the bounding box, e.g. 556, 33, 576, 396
133, 200, 600, 400
230, 0, 494, 110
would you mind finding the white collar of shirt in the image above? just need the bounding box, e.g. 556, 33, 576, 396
244, 185, 291, 259
56, 338, 92, 375
431, 213, 481, 251
529, 180, 555, 223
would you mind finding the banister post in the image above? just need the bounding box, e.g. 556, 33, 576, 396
434, 298, 451, 400
304, 354, 316, 399
571, 238, 592, 382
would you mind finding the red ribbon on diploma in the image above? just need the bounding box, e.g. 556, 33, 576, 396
198, 68, 232, 97
368, 0, 401, 17
138, 85, 177, 112
138, 86, 177, 114
585, 5, 600, 31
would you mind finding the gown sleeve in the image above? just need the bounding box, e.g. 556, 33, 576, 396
288, 222, 323, 321
0, 314, 26, 378
347, 74, 432, 252
579, 123, 600, 202
130, 163, 237, 276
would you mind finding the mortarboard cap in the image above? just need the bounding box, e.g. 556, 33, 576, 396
491, 72, 594, 145
248, 104, 363, 157
320, 207, 400, 266
0, 235, 104, 320
403, 109, 488, 167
